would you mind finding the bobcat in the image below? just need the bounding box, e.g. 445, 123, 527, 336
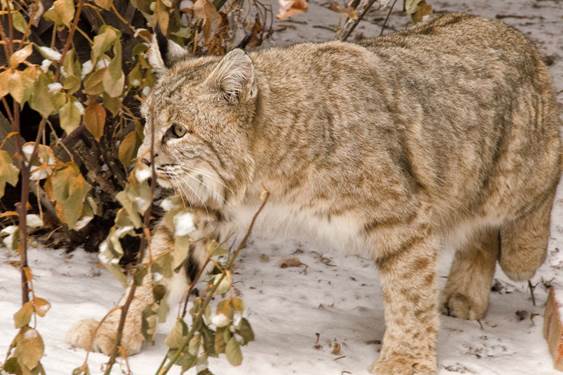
67, 14, 561, 374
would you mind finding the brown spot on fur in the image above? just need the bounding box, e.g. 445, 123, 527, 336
414, 257, 430, 270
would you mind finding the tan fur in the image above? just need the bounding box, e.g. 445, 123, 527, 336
67, 14, 561, 374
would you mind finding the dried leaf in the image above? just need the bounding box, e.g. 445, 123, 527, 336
9, 44, 33, 68
237, 318, 255, 344
157, 1, 170, 35
8, 66, 40, 104
47, 163, 91, 228
13, 302, 33, 329
213, 271, 232, 295
279, 257, 304, 268
32, 297, 51, 317
84, 103, 106, 141
188, 335, 201, 355
406, 0, 432, 22
214, 327, 227, 353
12, 11, 27, 33
225, 337, 242, 366
0, 70, 10, 98
2, 357, 21, 373
59, 97, 83, 134
91, 26, 119, 63
277, 0, 308, 19
102, 41, 124, 98
0, 150, 19, 199
71, 364, 91, 375
328, 2, 357, 19
231, 297, 244, 313
165, 319, 188, 349
29, 73, 57, 117
83, 68, 105, 96
118, 131, 139, 167
44, 0, 75, 27
193, 0, 222, 41
15, 328, 44, 370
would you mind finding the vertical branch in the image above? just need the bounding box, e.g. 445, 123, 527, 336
103, 85, 158, 375
13, 102, 31, 304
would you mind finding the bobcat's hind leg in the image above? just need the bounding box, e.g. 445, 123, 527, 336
499, 189, 556, 282
66, 209, 219, 356
441, 228, 498, 320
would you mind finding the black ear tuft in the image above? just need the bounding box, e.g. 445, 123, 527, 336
148, 31, 192, 75
155, 28, 170, 68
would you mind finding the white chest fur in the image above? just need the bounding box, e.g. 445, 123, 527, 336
225, 202, 367, 254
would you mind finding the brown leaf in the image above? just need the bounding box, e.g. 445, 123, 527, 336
118, 131, 139, 167
44, 0, 75, 27
157, 1, 170, 35
331, 340, 342, 355
84, 103, 106, 141
279, 257, 304, 268
13, 302, 33, 329
277, 0, 309, 19
15, 328, 44, 370
9, 44, 33, 68
407, 0, 432, 23
32, 297, 51, 317
193, 0, 222, 42
328, 2, 357, 19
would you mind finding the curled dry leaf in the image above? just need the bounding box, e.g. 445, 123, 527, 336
193, 0, 222, 42
405, 0, 432, 23
279, 256, 304, 268
328, 2, 357, 20
277, 0, 309, 20
331, 340, 342, 355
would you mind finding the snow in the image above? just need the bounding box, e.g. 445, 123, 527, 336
47, 82, 63, 93
73, 100, 85, 115
81, 60, 94, 78
174, 211, 196, 237
26, 214, 43, 228
40, 59, 52, 72
211, 314, 232, 328
37, 46, 62, 62
1, 0, 562, 374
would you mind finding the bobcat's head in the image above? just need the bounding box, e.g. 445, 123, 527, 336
138, 36, 257, 209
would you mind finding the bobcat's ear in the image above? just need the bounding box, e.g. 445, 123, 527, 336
147, 30, 190, 75
206, 49, 257, 104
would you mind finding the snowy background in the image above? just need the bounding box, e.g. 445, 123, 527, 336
1, 0, 562, 374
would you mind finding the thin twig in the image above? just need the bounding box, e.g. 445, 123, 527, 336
103, 80, 158, 375
528, 280, 537, 306
379, 0, 399, 36
339, 0, 381, 41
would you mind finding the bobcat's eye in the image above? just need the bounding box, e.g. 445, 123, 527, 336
170, 123, 188, 138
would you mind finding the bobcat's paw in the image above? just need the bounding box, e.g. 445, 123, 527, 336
369, 355, 436, 375
66, 318, 144, 356
441, 292, 486, 321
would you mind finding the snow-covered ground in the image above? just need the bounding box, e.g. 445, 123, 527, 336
1, 0, 562, 374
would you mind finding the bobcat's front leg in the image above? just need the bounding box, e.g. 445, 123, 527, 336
370, 226, 439, 375
66, 209, 220, 356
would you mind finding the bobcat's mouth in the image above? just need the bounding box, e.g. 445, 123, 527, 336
154, 164, 226, 208
154, 171, 174, 189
